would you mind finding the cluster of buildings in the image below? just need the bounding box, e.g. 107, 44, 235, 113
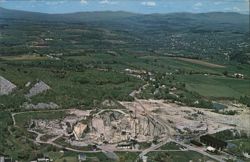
30, 157, 50, 162
29, 153, 87, 162
0, 156, 12, 162
191, 134, 227, 153
233, 73, 244, 79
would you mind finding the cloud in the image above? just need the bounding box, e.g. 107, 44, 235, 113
194, 2, 202, 7
233, 7, 241, 12
99, 0, 118, 5
80, 0, 88, 5
45, 1, 65, 6
214, 1, 222, 5
141, 1, 156, 7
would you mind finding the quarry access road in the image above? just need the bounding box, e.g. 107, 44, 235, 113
27, 129, 103, 153
11, 109, 72, 126
11, 109, 104, 153
129, 83, 149, 97
138, 138, 226, 162
139, 137, 171, 158
131, 83, 227, 162
129, 82, 175, 136
96, 109, 126, 115
131, 83, 181, 160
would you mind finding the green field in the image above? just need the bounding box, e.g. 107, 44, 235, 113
177, 74, 250, 98
47, 150, 218, 162
47, 151, 140, 162
1, 53, 250, 111
0, 55, 48, 61
135, 55, 250, 107
147, 151, 217, 162
228, 139, 250, 155
159, 142, 183, 150
116, 152, 140, 162
211, 129, 250, 160
14, 111, 67, 127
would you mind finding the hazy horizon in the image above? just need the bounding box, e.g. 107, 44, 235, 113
0, 0, 249, 14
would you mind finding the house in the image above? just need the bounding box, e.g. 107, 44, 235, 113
4, 158, 12, 162
233, 73, 244, 79
0, 156, 12, 162
0, 157, 4, 162
117, 142, 133, 149
37, 157, 50, 162
78, 153, 86, 162
142, 156, 148, 162
30, 157, 50, 162
207, 146, 216, 153
243, 152, 250, 159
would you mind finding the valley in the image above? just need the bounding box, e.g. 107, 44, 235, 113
0, 5, 249, 162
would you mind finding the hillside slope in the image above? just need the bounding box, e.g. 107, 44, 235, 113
0, 7, 249, 63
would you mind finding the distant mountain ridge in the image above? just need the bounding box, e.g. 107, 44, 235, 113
1, 7, 248, 33
0, 7, 249, 63
0, 7, 138, 22
0, 7, 248, 24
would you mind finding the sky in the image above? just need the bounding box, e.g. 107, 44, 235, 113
0, 0, 249, 14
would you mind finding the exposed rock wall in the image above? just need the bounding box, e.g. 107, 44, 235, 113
26, 81, 50, 97
0, 76, 16, 95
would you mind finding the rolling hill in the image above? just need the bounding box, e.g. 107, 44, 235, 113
0, 7, 249, 63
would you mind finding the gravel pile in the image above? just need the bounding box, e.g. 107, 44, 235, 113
0, 76, 17, 95
26, 81, 51, 97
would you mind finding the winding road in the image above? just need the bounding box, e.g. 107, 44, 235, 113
130, 83, 227, 162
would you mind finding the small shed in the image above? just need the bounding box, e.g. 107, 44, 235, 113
0, 156, 4, 162
207, 146, 216, 153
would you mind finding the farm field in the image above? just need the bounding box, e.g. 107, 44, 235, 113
147, 150, 218, 162
1, 53, 250, 110
0, 55, 48, 61
47, 151, 113, 162
227, 139, 250, 156
159, 142, 183, 150
177, 74, 250, 98
176, 57, 226, 68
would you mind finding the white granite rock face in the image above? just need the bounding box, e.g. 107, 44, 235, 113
26, 81, 50, 97
22, 102, 59, 110
0, 76, 17, 95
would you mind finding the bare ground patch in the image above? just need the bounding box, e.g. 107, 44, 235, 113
176, 58, 225, 68
0, 55, 48, 61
